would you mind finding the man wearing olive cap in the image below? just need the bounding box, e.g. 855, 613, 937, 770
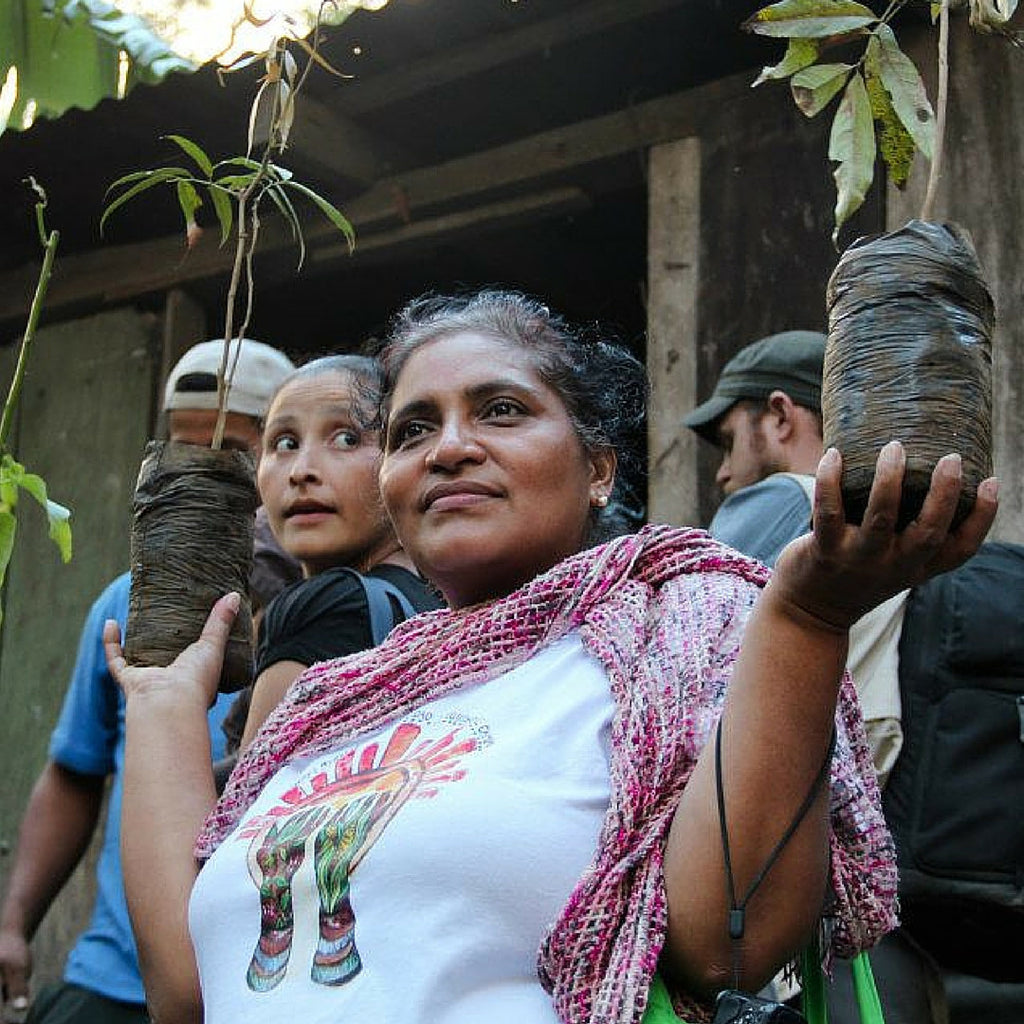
683, 330, 829, 565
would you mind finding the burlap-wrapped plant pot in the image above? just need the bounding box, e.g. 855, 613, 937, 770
125, 440, 258, 692
823, 220, 994, 530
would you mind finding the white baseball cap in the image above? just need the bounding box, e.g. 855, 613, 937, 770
163, 338, 295, 419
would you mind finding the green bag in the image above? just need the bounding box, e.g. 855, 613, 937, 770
641, 948, 884, 1024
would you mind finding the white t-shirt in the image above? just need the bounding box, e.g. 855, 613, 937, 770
190, 634, 613, 1024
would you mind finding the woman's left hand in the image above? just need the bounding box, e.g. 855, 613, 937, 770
772, 441, 998, 631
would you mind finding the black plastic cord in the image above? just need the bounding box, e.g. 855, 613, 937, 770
714, 717, 837, 989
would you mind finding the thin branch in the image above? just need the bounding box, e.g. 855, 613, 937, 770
921, 0, 950, 222
0, 230, 59, 450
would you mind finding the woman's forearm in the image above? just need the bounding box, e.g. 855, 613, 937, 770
662, 580, 848, 996
122, 689, 214, 1024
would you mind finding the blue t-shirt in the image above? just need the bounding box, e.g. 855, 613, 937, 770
49, 572, 233, 1004
709, 473, 813, 568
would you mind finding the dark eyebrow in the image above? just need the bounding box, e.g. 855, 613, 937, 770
388, 377, 543, 430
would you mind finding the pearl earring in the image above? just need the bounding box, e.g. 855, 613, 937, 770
593, 493, 609, 508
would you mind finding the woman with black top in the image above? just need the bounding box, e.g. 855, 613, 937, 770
239, 354, 440, 747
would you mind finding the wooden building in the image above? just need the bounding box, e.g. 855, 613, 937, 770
0, 0, 1020, 987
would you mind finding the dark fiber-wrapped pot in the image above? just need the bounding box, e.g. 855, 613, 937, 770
125, 440, 258, 692
823, 220, 994, 530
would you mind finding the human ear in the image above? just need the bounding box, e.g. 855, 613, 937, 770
766, 390, 797, 441
588, 447, 617, 505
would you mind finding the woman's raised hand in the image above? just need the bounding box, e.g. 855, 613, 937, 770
772, 441, 998, 631
103, 592, 240, 706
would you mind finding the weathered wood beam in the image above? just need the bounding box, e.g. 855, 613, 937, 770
0, 72, 752, 330
337, 0, 689, 115
310, 186, 590, 267
258, 94, 411, 186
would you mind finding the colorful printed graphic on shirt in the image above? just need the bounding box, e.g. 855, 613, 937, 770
235, 713, 488, 992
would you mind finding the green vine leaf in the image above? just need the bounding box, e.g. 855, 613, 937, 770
829, 70, 876, 244
870, 25, 936, 161
743, 0, 876, 39
791, 63, 854, 116
753, 39, 821, 85
864, 42, 916, 188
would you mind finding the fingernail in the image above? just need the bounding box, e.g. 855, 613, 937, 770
821, 447, 840, 468
881, 440, 903, 462
943, 452, 963, 479
225, 591, 241, 612
979, 476, 999, 501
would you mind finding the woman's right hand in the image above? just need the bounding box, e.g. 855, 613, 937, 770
772, 441, 998, 633
103, 591, 240, 707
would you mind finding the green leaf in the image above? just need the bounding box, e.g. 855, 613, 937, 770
791, 63, 853, 116
264, 183, 306, 269
870, 25, 935, 161
45, 500, 72, 563
0, 509, 16, 598
211, 175, 257, 192
753, 38, 820, 86
280, 181, 355, 252
829, 70, 876, 245
864, 65, 916, 188
163, 134, 214, 177
213, 156, 264, 174
0, 455, 22, 508
743, 0, 876, 38
14, 470, 47, 509
100, 167, 190, 235
104, 165, 190, 195
208, 186, 234, 247
864, 40, 917, 189
7, 463, 73, 563
175, 179, 203, 229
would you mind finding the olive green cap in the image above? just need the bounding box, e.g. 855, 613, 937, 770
682, 330, 826, 441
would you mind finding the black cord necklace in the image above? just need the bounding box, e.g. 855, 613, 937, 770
710, 717, 837, 1024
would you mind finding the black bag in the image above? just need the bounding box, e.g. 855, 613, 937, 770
882, 542, 1024, 981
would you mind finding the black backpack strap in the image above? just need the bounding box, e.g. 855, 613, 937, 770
356, 573, 418, 645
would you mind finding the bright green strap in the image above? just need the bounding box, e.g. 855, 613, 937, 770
802, 933, 829, 1024
851, 951, 885, 1024
802, 936, 885, 1024
642, 973, 686, 1024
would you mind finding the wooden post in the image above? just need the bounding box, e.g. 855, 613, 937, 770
158, 288, 207, 434
647, 138, 701, 526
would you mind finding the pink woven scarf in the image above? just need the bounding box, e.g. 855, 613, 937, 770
196, 524, 896, 1023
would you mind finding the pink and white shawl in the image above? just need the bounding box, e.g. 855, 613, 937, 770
196, 524, 896, 1023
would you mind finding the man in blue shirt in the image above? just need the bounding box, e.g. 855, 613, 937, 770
0, 339, 296, 1024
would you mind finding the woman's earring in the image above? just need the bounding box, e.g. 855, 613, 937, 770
592, 493, 609, 508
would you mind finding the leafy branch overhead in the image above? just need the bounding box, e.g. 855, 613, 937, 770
100, 14, 355, 449
744, 0, 1020, 242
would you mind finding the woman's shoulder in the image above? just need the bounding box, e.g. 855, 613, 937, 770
262, 568, 372, 634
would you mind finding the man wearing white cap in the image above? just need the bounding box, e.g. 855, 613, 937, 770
0, 339, 296, 1024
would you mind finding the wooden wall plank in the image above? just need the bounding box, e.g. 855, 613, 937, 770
0, 307, 157, 991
